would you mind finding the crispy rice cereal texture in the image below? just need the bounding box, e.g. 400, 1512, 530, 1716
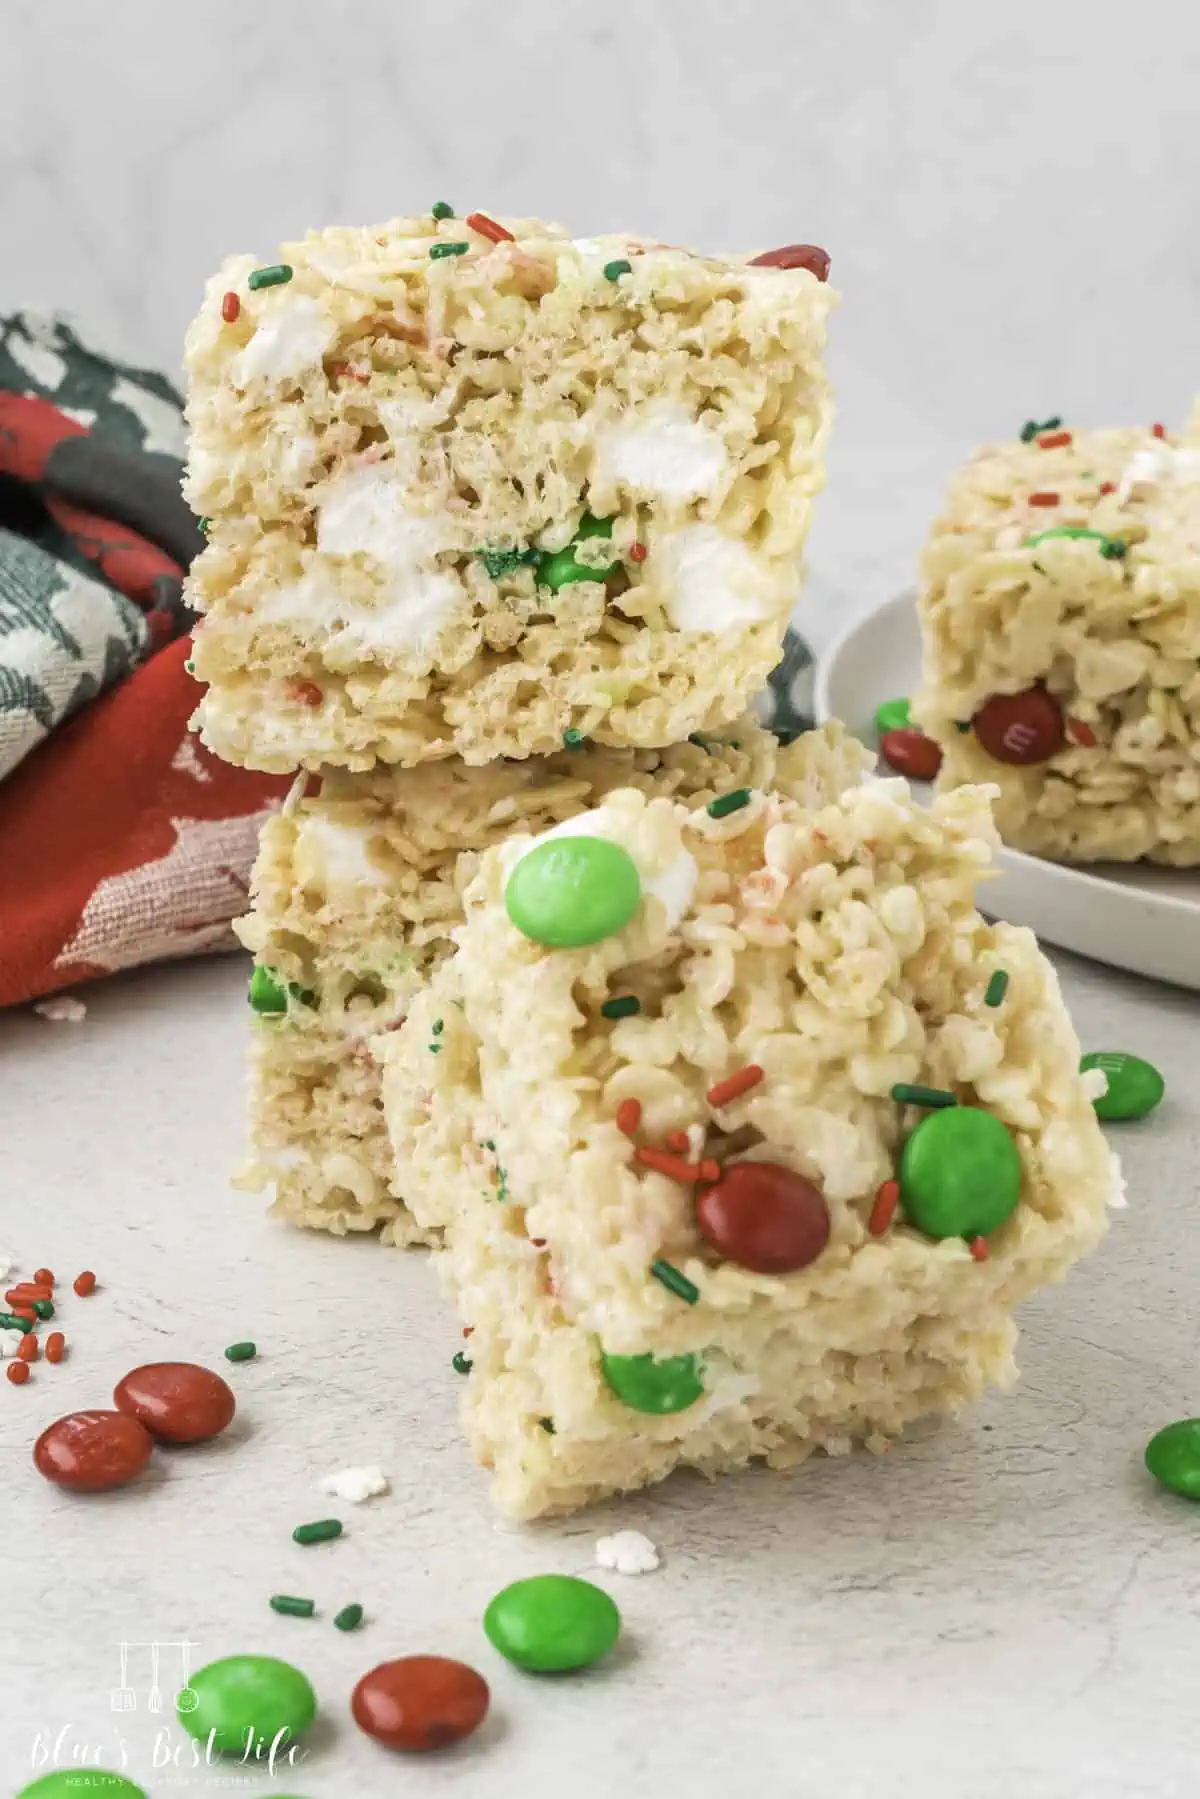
381, 779, 1116, 1518
913, 424, 1200, 865
183, 214, 835, 772
235, 722, 870, 1243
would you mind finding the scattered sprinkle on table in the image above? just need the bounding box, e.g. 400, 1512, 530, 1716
891, 1083, 957, 1109
1079, 1052, 1165, 1121
247, 263, 293, 291
430, 241, 470, 260
45, 1332, 65, 1363
984, 970, 1009, 1007
270, 1594, 316, 1618
319, 1465, 389, 1504
706, 1064, 764, 1107
484, 1574, 621, 1673
603, 258, 632, 281
707, 787, 752, 819
72, 1270, 96, 1297
594, 1529, 660, 1575
601, 994, 641, 1019
7, 1360, 29, 1385
292, 1518, 342, 1545
334, 1602, 365, 1632
32, 996, 87, 1023
452, 1350, 473, 1374
1145, 1419, 1200, 1498
650, 1258, 699, 1305
224, 1340, 256, 1362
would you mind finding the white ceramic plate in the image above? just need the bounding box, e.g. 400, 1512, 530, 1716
814, 590, 1200, 991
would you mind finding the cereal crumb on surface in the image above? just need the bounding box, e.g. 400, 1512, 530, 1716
33, 996, 87, 1023
318, 1464, 390, 1503
595, 1530, 661, 1575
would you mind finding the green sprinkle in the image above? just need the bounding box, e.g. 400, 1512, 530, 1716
1101, 538, 1128, 559
430, 241, 469, 260
428, 1042, 442, 1054
603, 258, 633, 281
333, 1603, 364, 1631
31, 1299, 53, 1320
479, 547, 534, 579
224, 1340, 257, 1362
292, 1518, 343, 1545
954, 720, 972, 733
891, 1083, 958, 1109
562, 728, 585, 749
1019, 415, 1061, 442
0, 1313, 31, 1332
601, 995, 641, 1019
432, 1018, 444, 1035
452, 1350, 473, 1375
984, 970, 1010, 1007
270, 1595, 315, 1618
650, 1259, 700, 1305
248, 966, 287, 1015
184, 658, 195, 674
707, 788, 752, 819
1027, 526, 1125, 558
688, 732, 715, 752
197, 516, 211, 534
247, 264, 293, 291
539, 1417, 556, 1433
431, 201, 455, 220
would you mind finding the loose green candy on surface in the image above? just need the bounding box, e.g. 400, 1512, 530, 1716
484, 1574, 621, 1672
538, 514, 615, 590
505, 836, 641, 947
899, 1106, 1022, 1240
1080, 1052, 1165, 1121
18, 1777, 147, 1798
1145, 1419, 1200, 1499
874, 697, 911, 735
601, 1349, 705, 1414
177, 1653, 317, 1755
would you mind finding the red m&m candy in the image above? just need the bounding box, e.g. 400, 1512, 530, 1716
34, 1410, 154, 1493
973, 688, 1065, 765
879, 728, 943, 782
696, 1161, 830, 1274
113, 1363, 236, 1446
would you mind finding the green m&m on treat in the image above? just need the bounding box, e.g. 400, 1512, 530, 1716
506, 837, 641, 947
1145, 1419, 1200, 1499
484, 1574, 621, 1672
874, 697, 911, 735
899, 1106, 1021, 1240
1080, 1052, 1165, 1122
19, 1779, 147, 1798
601, 1349, 704, 1414
249, 964, 288, 1014
538, 514, 615, 591
177, 1653, 317, 1755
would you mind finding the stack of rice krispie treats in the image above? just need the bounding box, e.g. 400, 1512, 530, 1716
185, 209, 1117, 1516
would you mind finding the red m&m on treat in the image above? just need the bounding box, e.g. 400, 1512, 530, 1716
696, 1161, 830, 1274
879, 727, 943, 782
748, 244, 831, 280
973, 687, 1065, 766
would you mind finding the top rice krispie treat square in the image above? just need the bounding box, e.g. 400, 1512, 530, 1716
183, 212, 834, 771
914, 421, 1200, 864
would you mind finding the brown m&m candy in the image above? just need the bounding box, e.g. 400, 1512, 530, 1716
34, 1410, 154, 1493
351, 1655, 490, 1753
973, 687, 1065, 765
113, 1362, 236, 1446
879, 727, 943, 782
747, 243, 831, 280
696, 1161, 831, 1274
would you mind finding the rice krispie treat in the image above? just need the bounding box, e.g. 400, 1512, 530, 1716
913, 420, 1200, 864
381, 777, 1116, 1517
236, 721, 869, 1243
183, 213, 834, 771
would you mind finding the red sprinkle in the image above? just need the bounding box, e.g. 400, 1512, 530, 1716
628, 542, 648, 564
45, 1333, 66, 1364
7, 1287, 51, 1306
221, 291, 241, 323
706, 1065, 765, 1108
529, 1237, 547, 1248
33, 1269, 55, 1288
7, 1362, 29, 1385
868, 1179, 900, 1236
73, 1271, 97, 1298
1028, 492, 1059, 507
665, 1130, 691, 1153
462, 1326, 474, 1338
18, 1335, 39, 1363
466, 212, 515, 244
968, 1236, 990, 1262
747, 243, 831, 280
616, 1099, 643, 1137
286, 679, 325, 708
636, 1146, 716, 1185
1068, 717, 1097, 747
1037, 430, 1072, 449
1151, 422, 1166, 439
1098, 481, 1115, 495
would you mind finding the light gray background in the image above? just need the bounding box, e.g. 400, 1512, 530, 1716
3, 5, 1200, 1795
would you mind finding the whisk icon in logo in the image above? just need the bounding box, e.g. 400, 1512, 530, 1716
110, 1640, 200, 1713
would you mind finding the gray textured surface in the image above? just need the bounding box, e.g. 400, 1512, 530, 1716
1, 951, 1197, 1797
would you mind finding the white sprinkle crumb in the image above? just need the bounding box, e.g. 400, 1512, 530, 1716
319, 1465, 390, 1504
595, 1529, 660, 1575
1108, 1150, 1128, 1210
33, 996, 87, 1023
1079, 1066, 1109, 1102
0, 1332, 16, 1360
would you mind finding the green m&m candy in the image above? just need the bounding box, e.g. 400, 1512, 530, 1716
249, 964, 288, 1014
484, 1574, 621, 1672
899, 1106, 1021, 1240
1080, 1052, 1165, 1121
538, 514, 615, 590
18, 1779, 146, 1798
1145, 1419, 1200, 1499
601, 1349, 705, 1414
506, 836, 641, 947
177, 1653, 317, 1756
874, 697, 911, 735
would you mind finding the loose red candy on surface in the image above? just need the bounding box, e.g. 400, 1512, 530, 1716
351, 1655, 490, 1753
696, 1161, 831, 1274
879, 727, 943, 782
747, 243, 831, 280
973, 688, 1065, 766
34, 1409, 154, 1492
113, 1362, 236, 1446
